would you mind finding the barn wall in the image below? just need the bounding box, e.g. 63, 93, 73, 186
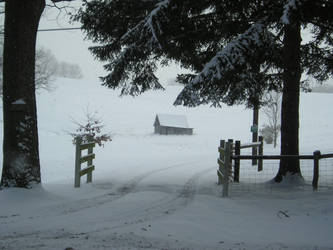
154, 125, 193, 135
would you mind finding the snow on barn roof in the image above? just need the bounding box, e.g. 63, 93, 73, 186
156, 114, 191, 128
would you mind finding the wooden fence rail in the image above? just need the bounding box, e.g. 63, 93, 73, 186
74, 136, 96, 188
231, 150, 324, 190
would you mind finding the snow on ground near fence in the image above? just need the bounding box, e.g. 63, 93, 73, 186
0, 78, 333, 250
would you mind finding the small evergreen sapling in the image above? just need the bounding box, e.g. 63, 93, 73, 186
70, 110, 111, 147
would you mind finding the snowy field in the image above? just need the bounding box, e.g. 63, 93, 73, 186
1, 78, 333, 250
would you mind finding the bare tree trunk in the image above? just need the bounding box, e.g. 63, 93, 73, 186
275, 20, 302, 182
273, 99, 278, 148
272, 92, 281, 148
1, 0, 45, 187
273, 127, 278, 148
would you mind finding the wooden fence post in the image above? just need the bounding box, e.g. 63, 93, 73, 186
223, 141, 232, 197
217, 140, 225, 185
87, 135, 93, 183
228, 139, 233, 182
74, 136, 82, 188
312, 150, 321, 190
234, 140, 240, 182
228, 138, 233, 168
258, 136, 263, 172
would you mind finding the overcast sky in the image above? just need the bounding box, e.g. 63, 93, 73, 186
37, 4, 107, 80
37, 3, 183, 83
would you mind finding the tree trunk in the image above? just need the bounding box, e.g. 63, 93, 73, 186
1, 0, 45, 187
273, 93, 280, 148
252, 104, 259, 165
275, 20, 302, 182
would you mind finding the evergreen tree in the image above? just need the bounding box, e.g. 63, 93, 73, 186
75, 0, 333, 182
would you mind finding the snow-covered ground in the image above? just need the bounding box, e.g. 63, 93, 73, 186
1, 78, 333, 250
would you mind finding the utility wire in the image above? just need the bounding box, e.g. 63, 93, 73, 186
0, 27, 82, 35
38, 27, 81, 32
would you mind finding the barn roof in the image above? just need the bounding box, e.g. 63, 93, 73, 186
155, 114, 191, 128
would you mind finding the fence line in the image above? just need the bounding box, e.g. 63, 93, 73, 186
217, 138, 333, 196
74, 136, 96, 188
231, 150, 323, 190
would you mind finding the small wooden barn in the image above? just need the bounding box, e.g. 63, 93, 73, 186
154, 114, 193, 135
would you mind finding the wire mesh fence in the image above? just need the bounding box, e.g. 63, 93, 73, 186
229, 158, 333, 194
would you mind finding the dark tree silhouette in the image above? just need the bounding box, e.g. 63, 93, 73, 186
1, 0, 75, 188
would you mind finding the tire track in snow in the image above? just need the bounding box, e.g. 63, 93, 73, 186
60, 160, 199, 214
88, 166, 214, 232
0, 164, 215, 243
0, 160, 198, 225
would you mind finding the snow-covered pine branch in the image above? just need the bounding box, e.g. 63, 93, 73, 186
174, 21, 276, 107
90, 0, 170, 96
94, 43, 164, 96
120, 0, 170, 50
